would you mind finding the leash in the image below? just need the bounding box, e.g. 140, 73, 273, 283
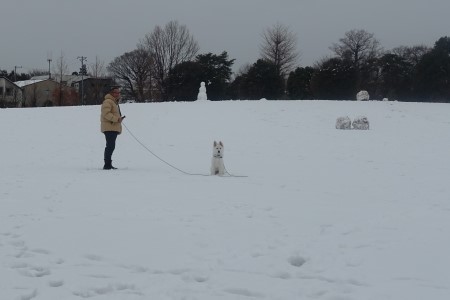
223, 167, 248, 178
122, 122, 247, 177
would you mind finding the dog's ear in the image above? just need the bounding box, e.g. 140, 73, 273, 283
213, 141, 217, 146
219, 141, 223, 146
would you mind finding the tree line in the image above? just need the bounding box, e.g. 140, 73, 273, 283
2, 21, 450, 102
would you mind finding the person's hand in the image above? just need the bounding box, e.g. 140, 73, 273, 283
119, 116, 126, 123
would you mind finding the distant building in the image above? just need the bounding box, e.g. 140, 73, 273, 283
32, 75, 114, 105
15, 79, 61, 107
0, 76, 23, 108
72, 77, 114, 105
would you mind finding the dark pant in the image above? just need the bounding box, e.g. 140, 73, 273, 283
104, 131, 118, 161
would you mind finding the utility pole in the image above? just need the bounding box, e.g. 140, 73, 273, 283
77, 56, 87, 105
47, 59, 52, 79
14, 65, 22, 82
13, 65, 22, 105
47, 51, 52, 79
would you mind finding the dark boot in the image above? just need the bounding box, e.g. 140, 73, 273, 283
103, 159, 117, 170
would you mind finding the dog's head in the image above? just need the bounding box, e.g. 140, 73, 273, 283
213, 141, 224, 157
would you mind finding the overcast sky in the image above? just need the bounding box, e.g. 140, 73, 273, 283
1, 0, 449, 75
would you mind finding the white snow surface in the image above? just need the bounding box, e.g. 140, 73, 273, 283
1, 100, 449, 300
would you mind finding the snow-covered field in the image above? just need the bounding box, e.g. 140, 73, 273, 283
1, 100, 449, 300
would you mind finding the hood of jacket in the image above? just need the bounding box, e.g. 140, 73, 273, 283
104, 93, 119, 104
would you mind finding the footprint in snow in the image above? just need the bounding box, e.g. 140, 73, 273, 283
49, 279, 64, 287
16, 265, 51, 277
181, 273, 209, 283
18, 289, 37, 300
9, 239, 26, 248
31, 248, 51, 255
272, 271, 292, 279
288, 255, 307, 267
73, 283, 139, 298
14, 250, 34, 258
84, 254, 103, 261
53, 258, 65, 264
224, 288, 264, 298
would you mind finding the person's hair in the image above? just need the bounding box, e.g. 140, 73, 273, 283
109, 85, 120, 92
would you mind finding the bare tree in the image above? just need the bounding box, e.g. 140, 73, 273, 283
107, 48, 153, 102
260, 22, 299, 77
54, 51, 69, 81
391, 45, 431, 66
89, 56, 107, 104
330, 29, 382, 68
54, 51, 69, 105
140, 20, 199, 101
89, 55, 106, 78
29, 69, 48, 78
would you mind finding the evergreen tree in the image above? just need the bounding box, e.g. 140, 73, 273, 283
196, 51, 235, 100
378, 53, 413, 101
414, 36, 450, 102
165, 61, 203, 101
165, 51, 235, 101
232, 59, 284, 100
310, 57, 357, 100
286, 67, 314, 99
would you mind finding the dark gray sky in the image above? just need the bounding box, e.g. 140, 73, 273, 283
1, 0, 449, 74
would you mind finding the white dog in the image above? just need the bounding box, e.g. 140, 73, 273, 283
210, 141, 225, 176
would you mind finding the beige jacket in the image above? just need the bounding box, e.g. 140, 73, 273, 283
100, 94, 122, 134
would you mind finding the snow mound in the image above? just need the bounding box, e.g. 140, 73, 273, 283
356, 90, 370, 101
336, 116, 352, 129
352, 116, 370, 130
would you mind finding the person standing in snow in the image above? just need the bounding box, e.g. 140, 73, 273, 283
100, 86, 125, 170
